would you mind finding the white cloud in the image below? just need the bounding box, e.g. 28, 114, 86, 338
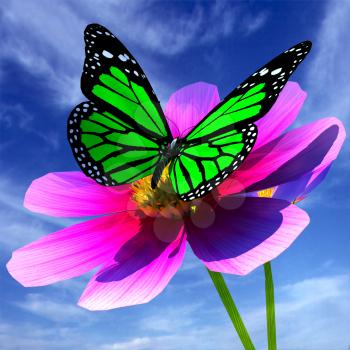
138, 302, 202, 333
276, 275, 350, 349
101, 326, 237, 350
0, 320, 96, 350
0, 103, 60, 150
0, 176, 78, 250
101, 337, 152, 350
303, 1, 350, 130
241, 11, 269, 36
15, 293, 91, 323
0, 0, 84, 106
0, 0, 267, 107
242, 274, 350, 349
294, 0, 350, 208
50, 273, 94, 295
0, 211, 47, 250
99, 273, 350, 350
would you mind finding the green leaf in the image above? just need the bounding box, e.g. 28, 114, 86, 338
264, 262, 277, 350
207, 269, 256, 350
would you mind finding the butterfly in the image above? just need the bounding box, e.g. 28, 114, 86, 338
68, 23, 312, 202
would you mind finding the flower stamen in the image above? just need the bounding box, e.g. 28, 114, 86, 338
257, 187, 276, 198
131, 166, 189, 218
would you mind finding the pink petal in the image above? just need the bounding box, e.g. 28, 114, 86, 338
78, 218, 186, 310
305, 119, 346, 185
254, 82, 307, 149
24, 172, 135, 217
186, 197, 309, 275
6, 212, 140, 286
218, 118, 346, 196
165, 82, 220, 138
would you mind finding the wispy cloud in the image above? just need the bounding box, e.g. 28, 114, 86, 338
242, 274, 350, 349
101, 337, 152, 350
95, 273, 350, 350
0, 176, 77, 250
290, 0, 350, 208
0, 0, 84, 106
241, 11, 269, 36
138, 302, 202, 333
303, 1, 350, 130
0, 0, 267, 107
101, 325, 237, 350
0, 103, 60, 150
15, 293, 91, 323
0, 320, 97, 350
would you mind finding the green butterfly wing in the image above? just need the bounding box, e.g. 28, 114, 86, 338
81, 23, 171, 140
171, 41, 312, 201
68, 24, 172, 185
68, 102, 163, 185
170, 124, 257, 201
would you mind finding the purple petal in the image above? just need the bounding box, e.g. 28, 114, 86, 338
273, 165, 332, 202
303, 165, 332, 196
24, 172, 134, 217
273, 172, 313, 202
165, 82, 220, 138
254, 82, 307, 149
6, 212, 140, 286
218, 118, 346, 196
186, 196, 309, 275
78, 217, 186, 310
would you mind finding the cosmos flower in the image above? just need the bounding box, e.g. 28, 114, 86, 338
7, 82, 345, 310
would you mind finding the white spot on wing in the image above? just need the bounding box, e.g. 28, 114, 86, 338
271, 68, 282, 75
259, 68, 269, 76
102, 50, 113, 58
118, 54, 128, 62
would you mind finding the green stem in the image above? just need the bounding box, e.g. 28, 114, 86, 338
264, 262, 277, 350
207, 269, 256, 350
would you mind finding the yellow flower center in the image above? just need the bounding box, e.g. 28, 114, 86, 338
131, 166, 190, 219
257, 187, 276, 198
258, 187, 303, 204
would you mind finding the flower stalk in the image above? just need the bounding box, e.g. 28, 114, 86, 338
264, 262, 277, 350
207, 269, 255, 350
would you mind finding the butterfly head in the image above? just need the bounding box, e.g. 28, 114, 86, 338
168, 137, 183, 158
170, 138, 178, 150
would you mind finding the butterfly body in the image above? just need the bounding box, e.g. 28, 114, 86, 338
151, 138, 181, 189
68, 23, 312, 201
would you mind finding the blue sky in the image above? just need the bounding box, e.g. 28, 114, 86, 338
0, 0, 350, 349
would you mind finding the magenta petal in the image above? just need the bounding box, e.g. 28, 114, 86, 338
219, 118, 346, 195
254, 82, 307, 149
24, 172, 134, 217
186, 197, 309, 275
165, 82, 220, 138
78, 218, 186, 310
6, 212, 140, 286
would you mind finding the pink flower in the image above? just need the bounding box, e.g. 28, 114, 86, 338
7, 82, 345, 310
